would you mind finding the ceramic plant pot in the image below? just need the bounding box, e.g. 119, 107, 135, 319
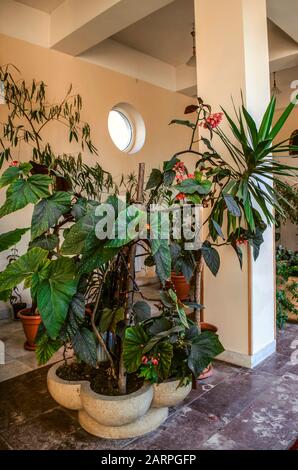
18, 308, 41, 351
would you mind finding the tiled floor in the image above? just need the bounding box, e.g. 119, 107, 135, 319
0, 317, 297, 450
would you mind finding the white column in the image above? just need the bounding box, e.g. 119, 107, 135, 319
195, 0, 275, 367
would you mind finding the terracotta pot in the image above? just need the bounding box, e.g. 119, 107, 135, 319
18, 308, 41, 351
170, 272, 190, 301
200, 322, 218, 333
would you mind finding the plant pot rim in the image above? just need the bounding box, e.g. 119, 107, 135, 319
48, 361, 90, 386
170, 272, 186, 278
18, 307, 40, 319
81, 381, 151, 402
48, 361, 151, 399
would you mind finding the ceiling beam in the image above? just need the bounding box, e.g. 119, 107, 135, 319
50, 0, 175, 56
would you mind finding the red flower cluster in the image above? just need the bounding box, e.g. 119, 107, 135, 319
236, 238, 248, 246
200, 112, 223, 129
9, 160, 19, 167
141, 356, 159, 367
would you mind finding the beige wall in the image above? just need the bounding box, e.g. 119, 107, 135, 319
0, 33, 194, 316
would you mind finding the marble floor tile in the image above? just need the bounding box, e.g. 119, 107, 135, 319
0, 408, 80, 450
0, 359, 32, 382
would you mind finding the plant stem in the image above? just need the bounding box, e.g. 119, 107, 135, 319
118, 163, 145, 394
91, 267, 116, 379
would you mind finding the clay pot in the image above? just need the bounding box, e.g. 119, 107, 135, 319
170, 272, 190, 301
18, 308, 41, 351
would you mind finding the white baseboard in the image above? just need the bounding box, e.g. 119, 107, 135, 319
217, 340, 276, 368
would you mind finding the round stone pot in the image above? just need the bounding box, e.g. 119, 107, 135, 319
47, 362, 85, 410
80, 381, 153, 427
152, 378, 192, 408
47, 362, 168, 439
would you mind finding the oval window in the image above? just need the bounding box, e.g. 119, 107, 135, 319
108, 109, 133, 152
108, 103, 145, 154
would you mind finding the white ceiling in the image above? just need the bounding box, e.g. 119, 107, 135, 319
112, 0, 194, 67
267, 0, 298, 43
14, 0, 64, 13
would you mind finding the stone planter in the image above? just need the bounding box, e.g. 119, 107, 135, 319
47, 362, 168, 439
47, 362, 85, 410
152, 379, 192, 408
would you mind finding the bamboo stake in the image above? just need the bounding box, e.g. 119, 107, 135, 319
118, 162, 145, 394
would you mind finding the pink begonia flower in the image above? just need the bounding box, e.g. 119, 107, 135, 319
200, 112, 223, 129
9, 160, 19, 167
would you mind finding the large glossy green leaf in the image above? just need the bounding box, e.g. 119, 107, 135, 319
61, 209, 100, 255
35, 333, 62, 366
223, 194, 241, 217
142, 326, 183, 354
0, 175, 52, 218
201, 241, 220, 276
31, 192, 71, 240
0, 247, 48, 291
78, 244, 118, 275
123, 325, 150, 373
133, 301, 151, 324
0, 227, 29, 252
188, 331, 224, 377
175, 178, 212, 195
71, 327, 97, 367
0, 162, 32, 188
37, 257, 78, 339
146, 168, 163, 190
106, 205, 146, 248
153, 239, 171, 285
156, 342, 173, 380
99, 307, 125, 333
29, 234, 59, 251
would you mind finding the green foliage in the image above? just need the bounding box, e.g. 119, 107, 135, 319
71, 327, 97, 367
0, 247, 48, 292
188, 331, 224, 377
31, 192, 71, 240
0, 175, 52, 218
123, 325, 150, 373
132, 301, 151, 323
36, 333, 63, 366
201, 241, 220, 276
276, 246, 298, 328
99, 307, 125, 333
0, 227, 29, 252
36, 257, 78, 339
0, 163, 32, 188
123, 291, 224, 384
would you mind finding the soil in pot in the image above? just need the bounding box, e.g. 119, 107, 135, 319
18, 308, 41, 351
56, 361, 144, 396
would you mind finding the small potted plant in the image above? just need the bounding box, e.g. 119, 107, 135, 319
123, 289, 224, 407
